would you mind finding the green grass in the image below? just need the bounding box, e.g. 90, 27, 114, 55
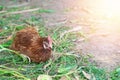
0, 4, 120, 80
110, 67, 120, 80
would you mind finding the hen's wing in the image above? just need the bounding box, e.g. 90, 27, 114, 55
11, 27, 39, 50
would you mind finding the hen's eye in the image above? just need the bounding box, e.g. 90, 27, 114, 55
43, 41, 49, 49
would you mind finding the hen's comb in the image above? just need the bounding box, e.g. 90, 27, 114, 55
47, 36, 52, 42
47, 36, 53, 46
47, 36, 52, 48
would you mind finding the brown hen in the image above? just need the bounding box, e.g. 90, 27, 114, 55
11, 27, 52, 63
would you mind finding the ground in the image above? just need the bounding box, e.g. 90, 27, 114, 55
1, 0, 120, 71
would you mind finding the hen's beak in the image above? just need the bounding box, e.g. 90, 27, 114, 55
49, 44, 52, 49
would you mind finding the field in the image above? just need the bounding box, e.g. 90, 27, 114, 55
0, 0, 120, 80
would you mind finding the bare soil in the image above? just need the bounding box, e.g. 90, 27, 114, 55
1, 0, 120, 71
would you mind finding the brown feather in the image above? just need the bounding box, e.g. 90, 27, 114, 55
11, 27, 52, 63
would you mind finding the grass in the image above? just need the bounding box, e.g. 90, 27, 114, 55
0, 3, 120, 80
110, 67, 120, 80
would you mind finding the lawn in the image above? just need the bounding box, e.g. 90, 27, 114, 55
0, 4, 120, 80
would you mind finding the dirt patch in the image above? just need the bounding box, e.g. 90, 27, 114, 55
1, 0, 120, 70
76, 32, 120, 70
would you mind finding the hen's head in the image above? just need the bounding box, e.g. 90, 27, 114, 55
43, 36, 52, 50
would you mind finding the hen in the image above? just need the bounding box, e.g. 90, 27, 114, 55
11, 27, 52, 63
